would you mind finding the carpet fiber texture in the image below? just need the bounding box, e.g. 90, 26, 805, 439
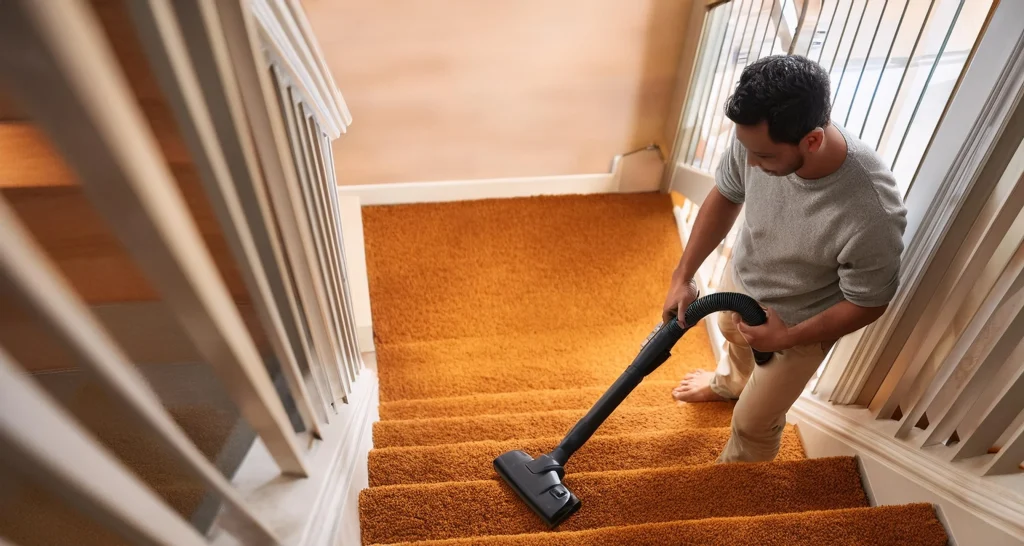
358, 193, 949, 545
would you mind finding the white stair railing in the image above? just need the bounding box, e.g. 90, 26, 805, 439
0, 348, 210, 546
0, 0, 365, 543
865, 152, 1024, 475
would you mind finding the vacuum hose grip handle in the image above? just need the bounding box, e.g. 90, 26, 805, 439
683, 292, 774, 365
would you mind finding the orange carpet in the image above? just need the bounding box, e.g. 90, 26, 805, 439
357, 193, 949, 545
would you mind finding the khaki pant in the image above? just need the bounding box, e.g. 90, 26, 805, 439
709, 271, 833, 463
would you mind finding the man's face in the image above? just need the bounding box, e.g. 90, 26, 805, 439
735, 121, 805, 177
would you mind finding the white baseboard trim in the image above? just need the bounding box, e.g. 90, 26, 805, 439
324, 367, 378, 546
337, 196, 375, 353
335, 147, 671, 207
670, 162, 715, 206
357, 325, 375, 355
791, 394, 1024, 546
214, 366, 379, 546
309, 369, 377, 546
336, 173, 620, 206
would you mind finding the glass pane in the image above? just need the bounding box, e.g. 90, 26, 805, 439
678, 8, 728, 166
671, 0, 994, 197
706, 0, 782, 170
890, 0, 992, 190
690, 1, 747, 168
819, 0, 861, 78
806, 0, 843, 61
831, 0, 891, 128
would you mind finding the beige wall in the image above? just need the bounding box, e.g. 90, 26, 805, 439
305, 0, 699, 185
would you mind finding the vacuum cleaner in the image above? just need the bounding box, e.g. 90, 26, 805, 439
493, 292, 773, 528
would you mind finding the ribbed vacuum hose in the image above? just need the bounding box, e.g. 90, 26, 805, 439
683, 292, 773, 365
683, 292, 767, 327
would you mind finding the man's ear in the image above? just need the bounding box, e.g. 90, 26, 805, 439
802, 127, 826, 153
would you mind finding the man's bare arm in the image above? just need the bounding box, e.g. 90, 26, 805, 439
672, 188, 743, 282
788, 300, 887, 346
663, 188, 744, 323
736, 299, 888, 352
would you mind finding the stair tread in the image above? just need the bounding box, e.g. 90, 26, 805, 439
379, 380, 679, 421
358, 456, 869, 544
374, 322, 714, 403
373, 402, 735, 448
364, 194, 698, 375
370, 426, 805, 487
381, 504, 948, 546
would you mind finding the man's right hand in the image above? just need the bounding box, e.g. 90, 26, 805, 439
662, 275, 699, 326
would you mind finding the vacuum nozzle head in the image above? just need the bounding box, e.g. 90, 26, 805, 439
493, 450, 580, 528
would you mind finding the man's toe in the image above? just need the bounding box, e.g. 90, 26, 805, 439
674, 389, 696, 402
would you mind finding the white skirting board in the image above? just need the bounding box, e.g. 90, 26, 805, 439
338, 195, 375, 353
214, 366, 379, 546
337, 173, 620, 206
669, 162, 715, 206
327, 366, 378, 546
790, 395, 1024, 546
335, 147, 666, 206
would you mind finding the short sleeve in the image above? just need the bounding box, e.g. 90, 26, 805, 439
715, 137, 746, 204
837, 221, 905, 308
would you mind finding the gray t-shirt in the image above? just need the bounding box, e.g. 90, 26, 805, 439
716, 123, 907, 326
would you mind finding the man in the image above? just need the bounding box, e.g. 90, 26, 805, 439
663, 55, 907, 464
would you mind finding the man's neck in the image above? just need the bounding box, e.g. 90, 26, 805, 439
795, 123, 848, 180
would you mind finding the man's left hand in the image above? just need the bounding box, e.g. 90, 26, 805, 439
734, 306, 795, 352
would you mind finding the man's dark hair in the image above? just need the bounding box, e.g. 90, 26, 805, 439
724, 55, 832, 144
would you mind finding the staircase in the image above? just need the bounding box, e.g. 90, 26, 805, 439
356, 193, 949, 545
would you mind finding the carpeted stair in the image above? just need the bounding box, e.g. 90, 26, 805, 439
357, 193, 949, 545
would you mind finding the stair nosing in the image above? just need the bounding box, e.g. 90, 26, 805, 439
378, 379, 682, 408
377, 503, 940, 546
361, 455, 854, 494
368, 425, 741, 455
373, 400, 733, 427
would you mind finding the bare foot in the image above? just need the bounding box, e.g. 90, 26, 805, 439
672, 370, 726, 402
